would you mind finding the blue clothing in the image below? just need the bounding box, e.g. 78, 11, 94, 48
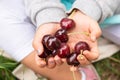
100, 15, 120, 28
61, 0, 75, 10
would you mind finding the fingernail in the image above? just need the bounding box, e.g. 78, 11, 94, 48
37, 49, 41, 55
49, 61, 55, 64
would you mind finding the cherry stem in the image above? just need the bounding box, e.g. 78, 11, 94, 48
80, 50, 83, 55
72, 70, 77, 80
70, 66, 77, 80
68, 31, 90, 36
78, 50, 84, 60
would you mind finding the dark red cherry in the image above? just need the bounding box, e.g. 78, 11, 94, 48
60, 18, 75, 30
42, 34, 51, 46
55, 29, 68, 42
52, 50, 59, 57
67, 52, 80, 66
57, 43, 70, 58
46, 36, 61, 51
75, 41, 90, 54
38, 45, 52, 58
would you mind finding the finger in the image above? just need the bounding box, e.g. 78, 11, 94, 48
61, 58, 67, 62
54, 55, 63, 66
32, 31, 44, 55
35, 54, 46, 68
47, 57, 56, 69
77, 54, 90, 66
83, 49, 99, 61
83, 40, 99, 61
90, 23, 102, 41
33, 25, 54, 53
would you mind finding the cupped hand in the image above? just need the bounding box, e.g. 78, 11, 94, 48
67, 10, 101, 66
33, 23, 64, 69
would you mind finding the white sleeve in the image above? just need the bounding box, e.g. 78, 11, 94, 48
0, 0, 35, 62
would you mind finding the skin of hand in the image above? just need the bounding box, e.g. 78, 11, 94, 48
21, 51, 81, 80
32, 23, 65, 69
67, 9, 102, 65
33, 10, 102, 68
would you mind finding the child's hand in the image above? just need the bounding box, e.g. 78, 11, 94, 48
69, 10, 102, 41
67, 10, 101, 65
33, 23, 64, 69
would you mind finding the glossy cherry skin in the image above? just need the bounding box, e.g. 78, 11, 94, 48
75, 41, 90, 54
67, 52, 80, 66
60, 18, 75, 30
46, 36, 61, 51
56, 43, 70, 58
55, 29, 68, 43
42, 34, 51, 46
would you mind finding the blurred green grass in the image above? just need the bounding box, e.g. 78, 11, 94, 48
0, 51, 120, 80
94, 51, 120, 80
0, 55, 19, 80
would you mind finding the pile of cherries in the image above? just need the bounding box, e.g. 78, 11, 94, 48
39, 18, 90, 66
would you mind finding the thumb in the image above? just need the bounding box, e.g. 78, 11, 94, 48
32, 39, 44, 55
32, 28, 45, 55
90, 28, 102, 42
32, 23, 60, 55
89, 22, 101, 42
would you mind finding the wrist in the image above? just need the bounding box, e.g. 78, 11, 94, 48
68, 9, 87, 19
68, 8, 97, 22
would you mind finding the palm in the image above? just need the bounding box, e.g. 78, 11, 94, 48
67, 11, 99, 61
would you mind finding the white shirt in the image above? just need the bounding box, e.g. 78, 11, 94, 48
0, 0, 35, 61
